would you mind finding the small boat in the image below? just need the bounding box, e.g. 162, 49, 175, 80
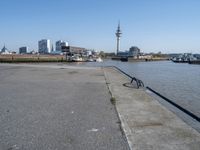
172, 60, 189, 63
111, 56, 128, 62
95, 57, 103, 62
120, 57, 128, 62
171, 53, 196, 63
87, 58, 95, 62
188, 60, 200, 64
71, 55, 85, 62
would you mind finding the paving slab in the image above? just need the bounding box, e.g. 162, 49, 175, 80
103, 67, 200, 150
0, 64, 129, 150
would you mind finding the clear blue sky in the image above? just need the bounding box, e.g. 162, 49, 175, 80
1, 0, 200, 53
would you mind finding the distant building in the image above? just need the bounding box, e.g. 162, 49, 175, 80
83, 50, 92, 57
51, 44, 54, 52
139, 54, 153, 59
62, 46, 85, 55
117, 51, 129, 57
55, 40, 68, 51
1, 45, 11, 54
117, 46, 141, 58
38, 39, 51, 54
28, 50, 38, 54
19, 46, 28, 54
129, 46, 140, 58
1, 45, 8, 53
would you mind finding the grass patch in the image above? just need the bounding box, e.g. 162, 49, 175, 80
110, 97, 116, 105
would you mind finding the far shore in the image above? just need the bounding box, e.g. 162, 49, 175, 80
0, 54, 66, 63
0, 54, 169, 63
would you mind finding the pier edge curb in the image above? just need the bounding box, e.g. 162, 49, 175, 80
102, 67, 133, 150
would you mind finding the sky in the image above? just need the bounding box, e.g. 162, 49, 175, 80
1, 0, 200, 53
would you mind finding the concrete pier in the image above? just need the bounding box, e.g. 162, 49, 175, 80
0, 63, 200, 150
0, 64, 128, 150
104, 67, 200, 150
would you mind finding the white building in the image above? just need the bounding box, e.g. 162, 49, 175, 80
38, 39, 51, 54
55, 40, 68, 51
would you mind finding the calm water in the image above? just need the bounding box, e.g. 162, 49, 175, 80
75, 60, 200, 117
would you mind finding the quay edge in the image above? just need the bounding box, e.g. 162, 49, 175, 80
103, 66, 200, 150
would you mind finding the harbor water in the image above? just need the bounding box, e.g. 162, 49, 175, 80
74, 60, 200, 117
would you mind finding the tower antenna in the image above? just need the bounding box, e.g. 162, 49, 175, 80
115, 21, 122, 55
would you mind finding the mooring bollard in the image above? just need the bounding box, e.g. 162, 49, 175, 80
107, 66, 144, 89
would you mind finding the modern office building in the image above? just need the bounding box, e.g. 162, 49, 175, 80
38, 39, 51, 54
19, 46, 28, 54
55, 40, 69, 51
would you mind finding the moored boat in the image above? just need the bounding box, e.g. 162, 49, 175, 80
189, 60, 200, 64
171, 53, 197, 63
71, 54, 85, 62
86, 58, 95, 62
95, 57, 103, 62
120, 57, 128, 62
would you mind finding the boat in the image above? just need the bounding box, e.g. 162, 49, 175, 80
171, 53, 192, 63
95, 57, 103, 62
172, 59, 189, 63
111, 56, 128, 62
71, 54, 85, 62
86, 58, 95, 62
188, 60, 200, 64
171, 53, 200, 64
120, 57, 128, 62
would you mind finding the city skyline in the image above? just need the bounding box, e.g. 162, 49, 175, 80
1, 0, 200, 53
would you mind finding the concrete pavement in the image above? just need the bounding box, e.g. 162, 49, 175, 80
103, 67, 200, 150
0, 64, 129, 150
1, 63, 200, 150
